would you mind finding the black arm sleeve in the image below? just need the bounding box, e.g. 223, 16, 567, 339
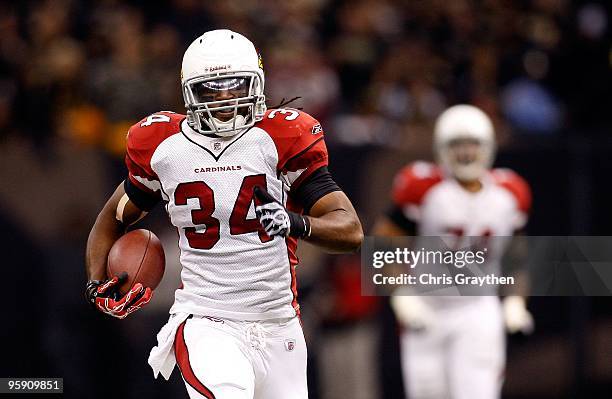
124, 179, 161, 211
289, 166, 342, 214
386, 206, 417, 235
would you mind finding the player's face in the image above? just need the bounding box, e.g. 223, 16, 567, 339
192, 77, 251, 121
448, 138, 482, 167
443, 137, 491, 183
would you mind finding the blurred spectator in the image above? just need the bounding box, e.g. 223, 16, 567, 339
4, 0, 609, 149
1, 1, 611, 399
501, 77, 562, 134
266, 39, 340, 122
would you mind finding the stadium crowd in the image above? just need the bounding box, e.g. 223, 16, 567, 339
0, 1, 610, 398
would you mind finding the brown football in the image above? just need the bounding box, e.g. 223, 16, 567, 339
107, 229, 165, 295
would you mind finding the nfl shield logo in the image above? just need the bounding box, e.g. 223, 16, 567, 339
213, 142, 222, 151
285, 339, 295, 351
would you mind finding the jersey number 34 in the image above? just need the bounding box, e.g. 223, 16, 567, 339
174, 174, 272, 249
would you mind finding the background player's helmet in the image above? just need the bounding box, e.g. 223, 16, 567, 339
181, 30, 266, 137
434, 104, 496, 181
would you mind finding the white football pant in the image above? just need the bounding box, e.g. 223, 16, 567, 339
174, 315, 308, 399
400, 297, 505, 399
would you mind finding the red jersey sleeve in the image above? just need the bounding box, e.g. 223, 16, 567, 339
391, 162, 443, 208
125, 111, 184, 194
257, 108, 328, 189
491, 168, 532, 213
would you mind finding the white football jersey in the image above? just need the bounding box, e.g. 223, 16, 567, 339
391, 161, 532, 306
125, 109, 328, 320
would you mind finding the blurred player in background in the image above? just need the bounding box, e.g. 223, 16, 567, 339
84, 29, 363, 399
374, 105, 534, 399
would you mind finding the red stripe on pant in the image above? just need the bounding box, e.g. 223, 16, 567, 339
175, 319, 216, 399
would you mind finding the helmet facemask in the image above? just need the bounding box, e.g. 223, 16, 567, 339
437, 137, 495, 182
183, 71, 266, 137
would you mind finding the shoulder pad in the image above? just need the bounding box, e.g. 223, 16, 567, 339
491, 168, 532, 213
127, 111, 185, 152
392, 162, 443, 206
257, 108, 322, 136
126, 112, 185, 178
256, 109, 325, 168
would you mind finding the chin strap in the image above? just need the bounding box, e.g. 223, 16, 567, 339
207, 114, 247, 133
186, 110, 249, 137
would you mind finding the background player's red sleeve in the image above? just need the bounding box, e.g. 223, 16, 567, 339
491, 169, 532, 213
391, 162, 443, 207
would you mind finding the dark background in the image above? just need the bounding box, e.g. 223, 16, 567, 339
0, 0, 610, 398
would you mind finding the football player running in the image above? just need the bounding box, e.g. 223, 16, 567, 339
374, 105, 534, 399
85, 30, 363, 399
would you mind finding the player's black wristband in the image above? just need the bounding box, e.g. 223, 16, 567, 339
288, 212, 311, 239
85, 274, 125, 307
85, 280, 103, 308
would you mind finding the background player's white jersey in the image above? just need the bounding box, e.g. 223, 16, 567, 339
391, 161, 532, 306
125, 109, 328, 320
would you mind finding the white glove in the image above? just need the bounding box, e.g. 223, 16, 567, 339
390, 295, 435, 331
255, 202, 291, 237
502, 296, 534, 334
253, 186, 309, 238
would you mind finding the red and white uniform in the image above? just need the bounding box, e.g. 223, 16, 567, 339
392, 161, 530, 237
126, 109, 326, 321
393, 161, 531, 302
390, 161, 531, 399
128, 109, 327, 399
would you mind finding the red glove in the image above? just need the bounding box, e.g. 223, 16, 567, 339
85, 273, 152, 319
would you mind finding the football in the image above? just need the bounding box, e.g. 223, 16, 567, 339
107, 229, 165, 295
